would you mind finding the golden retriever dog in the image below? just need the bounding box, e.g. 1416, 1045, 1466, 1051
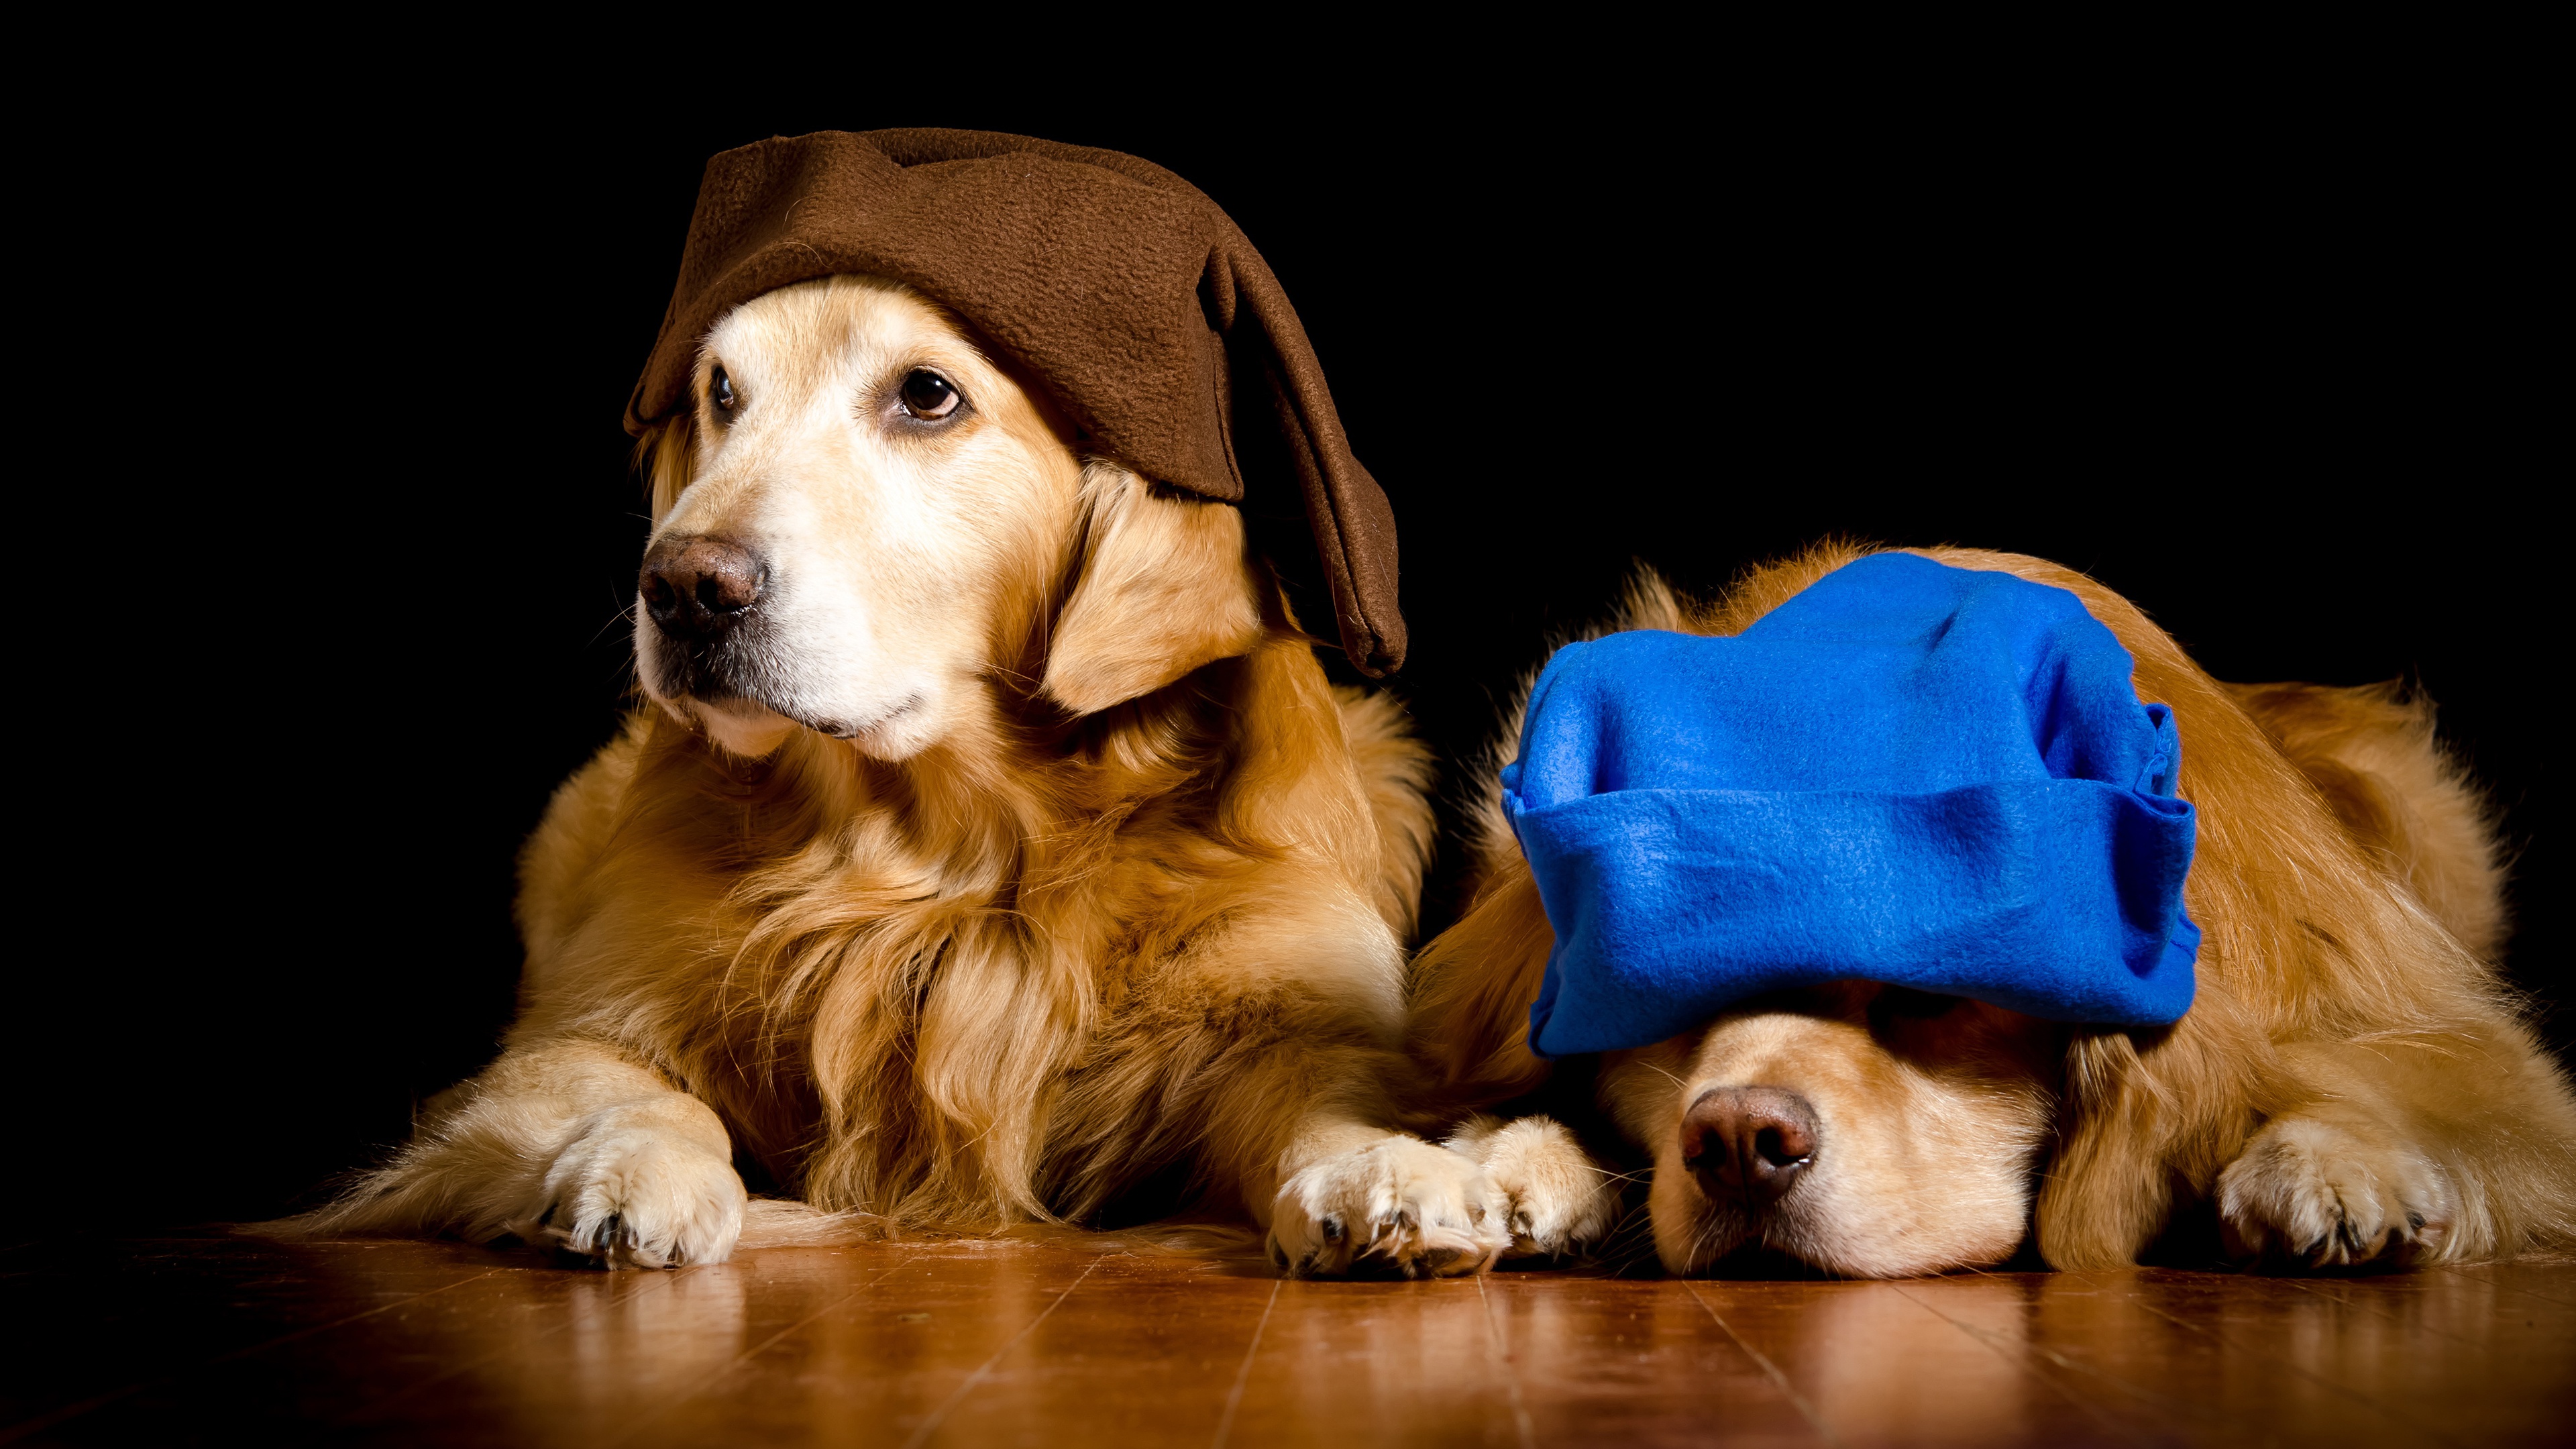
297, 275, 1508, 1277
1412, 542, 2576, 1276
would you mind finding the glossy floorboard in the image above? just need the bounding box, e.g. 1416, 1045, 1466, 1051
3, 1234, 2569, 1446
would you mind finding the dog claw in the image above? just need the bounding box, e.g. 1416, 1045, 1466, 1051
1271, 1134, 1509, 1279
2219, 1114, 2457, 1272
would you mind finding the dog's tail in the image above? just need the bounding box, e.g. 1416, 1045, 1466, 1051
733, 1197, 899, 1248
248, 1195, 1260, 1261
737, 1199, 1265, 1260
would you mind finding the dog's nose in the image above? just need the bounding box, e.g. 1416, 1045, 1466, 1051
1682, 1086, 1818, 1205
640, 536, 767, 641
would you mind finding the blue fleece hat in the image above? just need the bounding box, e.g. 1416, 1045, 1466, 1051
1503, 553, 2200, 1058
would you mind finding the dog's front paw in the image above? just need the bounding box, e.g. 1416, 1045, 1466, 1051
1446, 1115, 1621, 1259
531, 1113, 747, 1269
1269, 1134, 1507, 1279
2218, 1114, 2453, 1267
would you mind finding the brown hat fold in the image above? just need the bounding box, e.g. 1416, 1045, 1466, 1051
627, 128, 1403, 676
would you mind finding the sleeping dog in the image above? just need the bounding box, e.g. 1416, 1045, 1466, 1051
1412, 543, 2576, 1275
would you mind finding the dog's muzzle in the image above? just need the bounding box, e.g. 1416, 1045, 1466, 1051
639, 535, 778, 703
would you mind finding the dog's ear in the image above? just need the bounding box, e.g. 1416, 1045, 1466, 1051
1042, 462, 1264, 716
637, 415, 695, 526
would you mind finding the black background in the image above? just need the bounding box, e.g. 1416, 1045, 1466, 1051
17, 74, 2555, 1236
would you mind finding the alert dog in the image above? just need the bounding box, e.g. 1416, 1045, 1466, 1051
1413, 543, 2576, 1275
300, 276, 1506, 1275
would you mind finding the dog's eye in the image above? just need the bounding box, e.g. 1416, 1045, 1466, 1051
710, 367, 737, 415
898, 370, 960, 420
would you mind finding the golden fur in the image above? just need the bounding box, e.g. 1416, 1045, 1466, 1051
1415, 543, 2576, 1276
296, 276, 1504, 1275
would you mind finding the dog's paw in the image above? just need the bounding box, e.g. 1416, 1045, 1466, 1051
1269, 1133, 1507, 1279
2218, 1114, 2453, 1267
530, 1115, 748, 1269
1446, 1114, 1621, 1258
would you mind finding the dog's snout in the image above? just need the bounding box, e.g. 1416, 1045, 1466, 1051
641, 536, 767, 640
1682, 1086, 1819, 1205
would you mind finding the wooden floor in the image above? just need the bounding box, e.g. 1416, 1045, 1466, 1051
4, 1233, 2570, 1446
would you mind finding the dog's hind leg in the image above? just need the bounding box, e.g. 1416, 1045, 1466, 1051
2212, 680, 2576, 1265
2218, 1024, 2576, 1267
285, 1037, 747, 1269
2230, 680, 2509, 958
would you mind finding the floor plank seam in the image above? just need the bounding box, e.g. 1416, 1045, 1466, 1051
1206, 1277, 1279, 1449
1886, 1282, 2171, 1447
2434, 1262, 2576, 1308
596, 1245, 939, 1448
2116, 1281, 2462, 1447
2279, 1273, 2502, 1349
1680, 1282, 1842, 1448
12, 1243, 2568, 1446
1474, 1275, 1537, 1449
896, 1250, 1106, 1449
322, 1263, 690, 1432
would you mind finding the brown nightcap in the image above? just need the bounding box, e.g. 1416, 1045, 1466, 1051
627, 128, 1403, 675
